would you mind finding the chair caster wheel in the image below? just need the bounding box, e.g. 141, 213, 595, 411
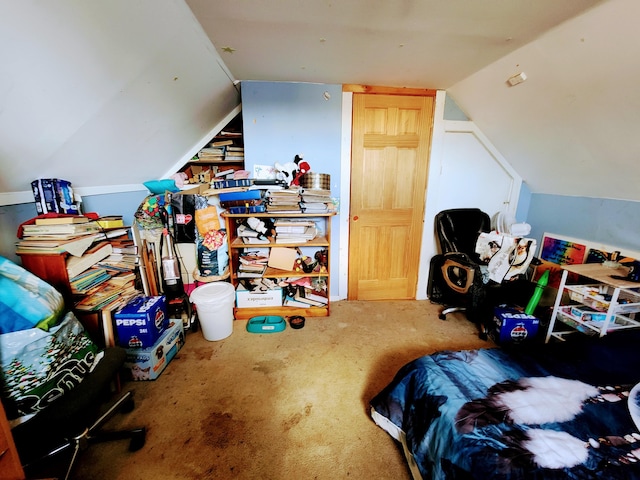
121, 395, 135, 413
129, 427, 146, 451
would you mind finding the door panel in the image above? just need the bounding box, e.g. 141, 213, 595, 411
348, 93, 434, 300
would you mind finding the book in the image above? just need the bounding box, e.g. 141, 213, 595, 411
210, 139, 234, 146
283, 296, 311, 308
218, 190, 262, 202
66, 241, 113, 278
22, 223, 101, 236
293, 290, 326, 307
34, 216, 89, 226
16, 233, 99, 257
96, 216, 124, 229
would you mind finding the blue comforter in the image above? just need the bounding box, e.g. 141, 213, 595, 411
371, 333, 640, 479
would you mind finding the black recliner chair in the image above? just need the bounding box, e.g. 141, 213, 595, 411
428, 208, 535, 337
9, 347, 146, 480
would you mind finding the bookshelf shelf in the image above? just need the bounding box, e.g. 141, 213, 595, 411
222, 211, 335, 320
179, 112, 245, 184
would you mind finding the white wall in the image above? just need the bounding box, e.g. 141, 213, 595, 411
0, 1, 240, 205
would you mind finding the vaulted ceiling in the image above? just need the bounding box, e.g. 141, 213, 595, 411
187, 0, 640, 202
3, 1, 639, 205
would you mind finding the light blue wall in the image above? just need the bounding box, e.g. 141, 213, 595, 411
525, 194, 640, 253
241, 81, 344, 297
516, 182, 532, 223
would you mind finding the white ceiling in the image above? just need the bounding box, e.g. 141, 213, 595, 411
3, 0, 640, 205
187, 0, 640, 202
186, 0, 603, 89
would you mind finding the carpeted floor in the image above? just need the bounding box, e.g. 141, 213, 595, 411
58, 299, 492, 480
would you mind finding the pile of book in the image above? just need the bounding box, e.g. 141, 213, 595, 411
225, 145, 244, 162
282, 277, 328, 308
274, 219, 318, 243
16, 216, 143, 312
197, 146, 225, 161
91, 228, 138, 271
16, 217, 103, 257
238, 250, 269, 278
73, 270, 139, 311
265, 188, 302, 213
300, 188, 333, 213
236, 223, 270, 244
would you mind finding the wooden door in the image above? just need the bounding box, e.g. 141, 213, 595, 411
348, 93, 434, 300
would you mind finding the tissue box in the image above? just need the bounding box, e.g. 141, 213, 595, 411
114, 296, 168, 348
123, 320, 185, 381
490, 306, 540, 344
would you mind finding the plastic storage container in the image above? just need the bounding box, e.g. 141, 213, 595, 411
189, 282, 235, 341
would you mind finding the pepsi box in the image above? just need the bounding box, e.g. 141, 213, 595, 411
123, 319, 185, 381
114, 296, 169, 348
490, 306, 539, 344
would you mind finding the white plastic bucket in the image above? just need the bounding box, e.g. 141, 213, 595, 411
189, 282, 236, 341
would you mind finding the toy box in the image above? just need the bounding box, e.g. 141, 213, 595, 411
236, 284, 283, 308
489, 306, 540, 344
114, 296, 168, 348
123, 320, 184, 381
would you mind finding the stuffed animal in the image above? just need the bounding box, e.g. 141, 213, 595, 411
292, 154, 311, 186
275, 155, 312, 186
275, 161, 298, 186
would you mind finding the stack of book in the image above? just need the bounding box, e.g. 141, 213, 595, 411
69, 267, 112, 295
197, 147, 225, 161
282, 277, 329, 308
274, 219, 318, 243
238, 250, 269, 278
74, 273, 139, 311
266, 188, 302, 213
97, 231, 139, 272
300, 188, 333, 213
237, 224, 270, 244
66, 241, 114, 279
225, 146, 245, 162
218, 189, 265, 214
16, 218, 103, 257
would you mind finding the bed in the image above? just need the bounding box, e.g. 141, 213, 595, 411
370, 332, 640, 479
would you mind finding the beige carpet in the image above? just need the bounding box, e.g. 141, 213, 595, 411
66, 300, 492, 480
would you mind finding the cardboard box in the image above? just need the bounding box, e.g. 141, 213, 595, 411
236, 284, 283, 308
490, 306, 540, 344
31, 178, 79, 214
114, 296, 169, 348
123, 320, 185, 381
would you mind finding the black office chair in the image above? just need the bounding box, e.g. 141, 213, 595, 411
9, 347, 146, 480
428, 208, 538, 338
428, 208, 491, 321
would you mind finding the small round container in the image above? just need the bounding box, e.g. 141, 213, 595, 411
288, 315, 306, 329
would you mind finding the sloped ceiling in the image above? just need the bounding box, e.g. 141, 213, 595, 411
188, 0, 640, 202
5, 0, 639, 205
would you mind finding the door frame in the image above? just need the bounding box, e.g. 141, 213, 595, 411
338, 85, 438, 301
